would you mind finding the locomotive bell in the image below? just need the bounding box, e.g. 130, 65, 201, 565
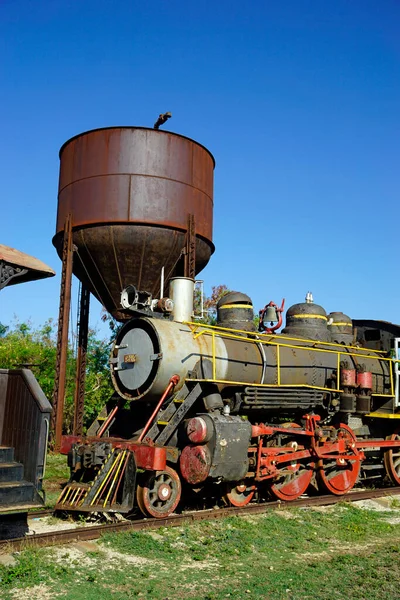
263, 305, 278, 323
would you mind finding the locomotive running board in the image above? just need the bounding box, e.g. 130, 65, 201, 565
144, 383, 202, 445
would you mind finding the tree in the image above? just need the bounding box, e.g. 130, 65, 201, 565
0, 320, 113, 434
194, 284, 260, 329
79, 332, 115, 428
194, 284, 230, 324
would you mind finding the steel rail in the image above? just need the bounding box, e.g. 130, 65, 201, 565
28, 509, 55, 518
2, 487, 400, 552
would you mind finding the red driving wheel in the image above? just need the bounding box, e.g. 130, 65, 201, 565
223, 480, 256, 507
269, 423, 314, 501
384, 432, 400, 485
317, 424, 361, 495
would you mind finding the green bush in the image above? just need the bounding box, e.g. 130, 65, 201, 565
0, 319, 113, 433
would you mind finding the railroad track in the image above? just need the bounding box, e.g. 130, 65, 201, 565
1, 486, 400, 553
28, 508, 54, 518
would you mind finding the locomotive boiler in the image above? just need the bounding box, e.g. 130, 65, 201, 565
54, 125, 400, 518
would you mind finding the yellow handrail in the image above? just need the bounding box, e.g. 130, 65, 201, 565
190, 324, 398, 398
185, 321, 387, 353
212, 331, 216, 380
277, 345, 281, 386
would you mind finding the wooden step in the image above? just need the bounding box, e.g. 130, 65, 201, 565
0, 447, 14, 463
0, 462, 24, 483
0, 481, 35, 506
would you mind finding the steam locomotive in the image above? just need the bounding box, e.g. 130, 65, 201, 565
57, 277, 400, 517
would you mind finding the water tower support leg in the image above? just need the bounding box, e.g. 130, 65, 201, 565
51, 214, 74, 451
73, 284, 90, 436
184, 214, 196, 279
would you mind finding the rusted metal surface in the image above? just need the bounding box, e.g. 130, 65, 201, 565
186, 416, 209, 443
73, 284, 90, 436
51, 214, 74, 451
0, 369, 51, 495
0, 244, 54, 289
54, 127, 215, 318
184, 213, 196, 280
357, 371, 373, 389
2, 486, 400, 551
180, 444, 211, 484
341, 369, 356, 387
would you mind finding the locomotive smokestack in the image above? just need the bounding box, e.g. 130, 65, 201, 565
169, 277, 194, 322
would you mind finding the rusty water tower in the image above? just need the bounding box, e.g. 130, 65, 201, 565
51, 126, 215, 448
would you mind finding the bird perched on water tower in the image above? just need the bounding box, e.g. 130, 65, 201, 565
154, 112, 172, 129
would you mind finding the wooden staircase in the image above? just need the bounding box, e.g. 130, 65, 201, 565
0, 446, 37, 510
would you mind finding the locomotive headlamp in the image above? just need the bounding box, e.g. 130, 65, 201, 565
121, 285, 138, 309
121, 285, 152, 310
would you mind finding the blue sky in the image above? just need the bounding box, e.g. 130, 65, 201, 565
1, 0, 399, 338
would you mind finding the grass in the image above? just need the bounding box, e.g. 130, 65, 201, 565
44, 453, 70, 481
42, 453, 70, 507
1, 503, 400, 599
390, 497, 400, 509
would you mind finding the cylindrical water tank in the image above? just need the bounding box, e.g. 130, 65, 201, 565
53, 127, 215, 319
